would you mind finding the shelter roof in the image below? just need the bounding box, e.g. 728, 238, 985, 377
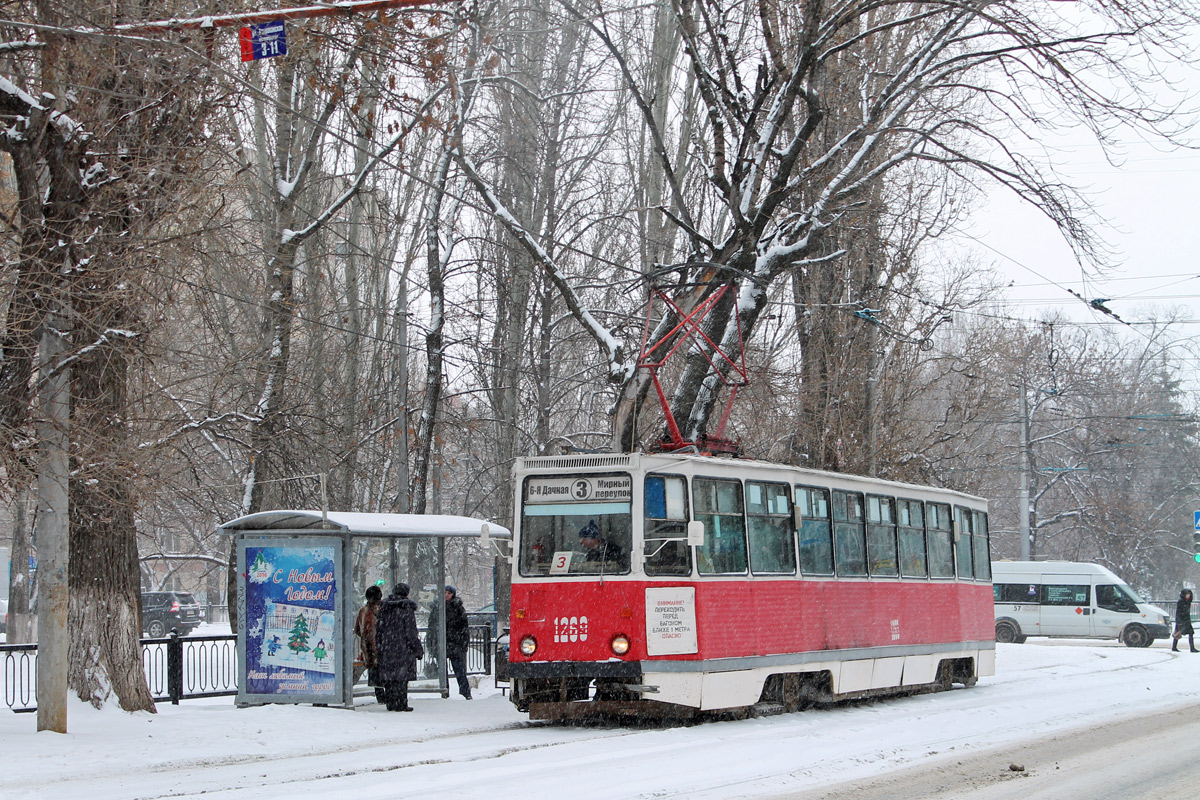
218, 510, 510, 539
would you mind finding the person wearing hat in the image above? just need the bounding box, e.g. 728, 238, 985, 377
353, 585, 384, 702
1172, 588, 1197, 652
375, 582, 424, 711
578, 520, 625, 566
443, 586, 472, 699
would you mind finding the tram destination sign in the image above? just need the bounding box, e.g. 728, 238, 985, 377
525, 475, 631, 503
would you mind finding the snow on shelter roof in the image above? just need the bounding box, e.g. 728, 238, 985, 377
218, 510, 510, 539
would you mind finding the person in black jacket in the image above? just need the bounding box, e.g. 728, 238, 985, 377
443, 586, 472, 699
1171, 588, 1196, 652
375, 583, 424, 711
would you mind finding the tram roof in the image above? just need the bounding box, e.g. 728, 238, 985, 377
513, 453, 987, 504
218, 510, 511, 539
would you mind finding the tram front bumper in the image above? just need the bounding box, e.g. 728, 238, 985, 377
507, 660, 643, 680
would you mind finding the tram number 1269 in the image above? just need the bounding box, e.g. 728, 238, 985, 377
553, 616, 589, 643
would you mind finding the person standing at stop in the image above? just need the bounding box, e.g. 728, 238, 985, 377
443, 586, 472, 699
376, 582, 424, 711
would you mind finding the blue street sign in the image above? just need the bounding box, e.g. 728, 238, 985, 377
239, 20, 287, 62
1194, 510, 1200, 531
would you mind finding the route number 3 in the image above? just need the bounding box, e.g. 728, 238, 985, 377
549, 550, 574, 574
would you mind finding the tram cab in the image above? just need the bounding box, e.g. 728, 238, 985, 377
506, 452, 995, 720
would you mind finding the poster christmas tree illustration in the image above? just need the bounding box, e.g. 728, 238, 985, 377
287, 613, 311, 654
260, 601, 336, 674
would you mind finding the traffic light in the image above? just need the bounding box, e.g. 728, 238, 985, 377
1194, 531, 1200, 563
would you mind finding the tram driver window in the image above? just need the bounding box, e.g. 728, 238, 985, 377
747, 481, 796, 575
693, 477, 748, 574
644, 474, 692, 577
518, 473, 633, 576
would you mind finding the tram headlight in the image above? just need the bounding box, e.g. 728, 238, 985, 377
519, 635, 538, 656
610, 634, 631, 656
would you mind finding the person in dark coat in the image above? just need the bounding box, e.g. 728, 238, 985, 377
578, 519, 625, 566
375, 582, 424, 711
444, 586, 472, 699
1171, 588, 1196, 652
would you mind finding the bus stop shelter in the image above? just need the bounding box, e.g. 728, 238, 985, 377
219, 510, 510, 709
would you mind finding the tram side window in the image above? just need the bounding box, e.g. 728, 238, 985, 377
972, 510, 991, 580
832, 490, 867, 577
865, 495, 898, 577
644, 474, 692, 577
926, 502, 955, 578
954, 507, 975, 579
897, 499, 927, 578
795, 486, 833, 575
747, 481, 796, 574
693, 478, 748, 574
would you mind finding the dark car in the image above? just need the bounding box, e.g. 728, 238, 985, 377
141, 591, 202, 638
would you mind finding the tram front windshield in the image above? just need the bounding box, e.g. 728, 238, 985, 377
520, 474, 633, 576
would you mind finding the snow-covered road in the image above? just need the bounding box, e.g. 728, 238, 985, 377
3, 640, 1198, 799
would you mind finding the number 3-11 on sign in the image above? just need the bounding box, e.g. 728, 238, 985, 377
240, 20, 288, 62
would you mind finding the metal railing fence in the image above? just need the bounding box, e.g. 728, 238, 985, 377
4, 624, 494, 712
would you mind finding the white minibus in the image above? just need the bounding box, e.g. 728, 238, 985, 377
992, 561, 1171, 647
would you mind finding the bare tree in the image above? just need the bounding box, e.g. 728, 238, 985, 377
458, 0, 1199, 453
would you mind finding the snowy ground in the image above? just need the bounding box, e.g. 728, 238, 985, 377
2, 638, 1198, 799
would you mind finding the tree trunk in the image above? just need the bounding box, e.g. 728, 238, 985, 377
67, 303, 155, 711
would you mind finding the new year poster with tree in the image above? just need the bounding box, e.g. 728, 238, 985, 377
240, 541, 340, 698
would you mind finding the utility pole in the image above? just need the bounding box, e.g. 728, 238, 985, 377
36, 312, 70, 733
1019, 381, 1032, 561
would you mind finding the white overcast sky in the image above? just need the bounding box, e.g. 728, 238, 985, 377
952, 21, 1200, 338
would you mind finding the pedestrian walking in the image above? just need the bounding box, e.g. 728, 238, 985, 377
1171, 588, 1196, 653
376, 582, 424, 711
354, 585, 384, 702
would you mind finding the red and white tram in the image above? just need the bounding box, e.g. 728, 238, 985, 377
506, 452, 994, 720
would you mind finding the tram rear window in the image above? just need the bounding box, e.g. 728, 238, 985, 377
519, 474, 632, 576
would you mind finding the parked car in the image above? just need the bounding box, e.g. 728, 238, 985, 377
141, 591, 202, 638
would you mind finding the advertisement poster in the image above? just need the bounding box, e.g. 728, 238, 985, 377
238, 538, 342, 704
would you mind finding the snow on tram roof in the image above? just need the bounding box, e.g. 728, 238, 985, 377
515, 452, 987, 504
218, 510, 511, 538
